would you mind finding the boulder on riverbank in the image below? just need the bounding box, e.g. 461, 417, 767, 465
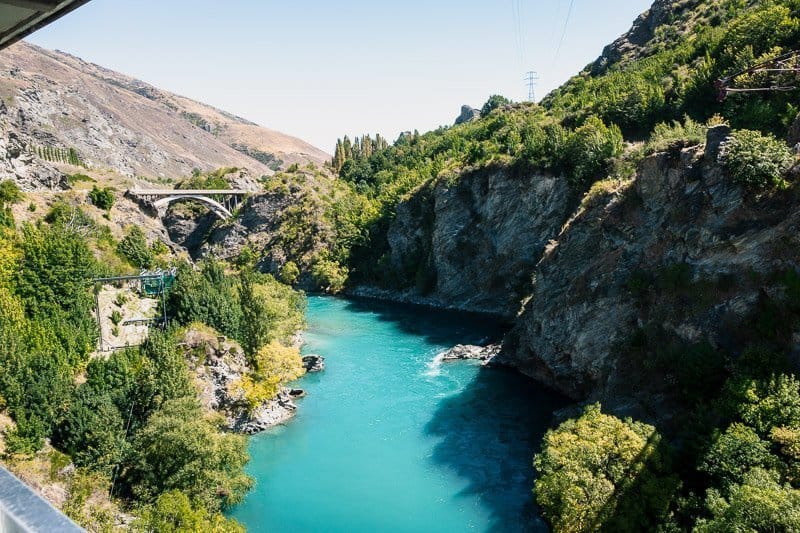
182, 327, 304, 433
441, 344, 501, 363
230, 388, 299, 434
302, 354, 325, 372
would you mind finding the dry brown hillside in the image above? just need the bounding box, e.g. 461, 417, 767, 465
0, 42, 329, 180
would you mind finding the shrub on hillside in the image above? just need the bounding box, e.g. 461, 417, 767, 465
480, 95, 511, 117
88, 186, 115, 210
117, 226, 154, 269
645, 117, 708, 154
719, 129, 794, 190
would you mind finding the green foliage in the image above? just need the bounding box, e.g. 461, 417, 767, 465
177, 167, 235, 191
0, 180, 22, 228
311, 258, 348, 294
700, 423, 779, 489
88, 185, 115, 210
481, 94, 511, 116
534, 404, 678, 532
645, 116, 708, 154
169, 261, 305, 349
0, 179, 22, 206
66, 173, 95, 186
55, 388, 128, 473
719, 129, 795, 190
128, 397, 252, 511
230, 341, 305, 411
117, 225, 154, 269
239, 270, 270, 358
137, 490, 245, 533
279, 261, 300, 285
696, 468, 800, 532
169, 261, 242, 338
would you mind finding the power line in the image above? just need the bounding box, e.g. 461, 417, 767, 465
511, 0, 524, 68
554, 0, 575, 61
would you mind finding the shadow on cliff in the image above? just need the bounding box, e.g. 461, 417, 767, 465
342, 296, 508, 347
423, 366, 569, 533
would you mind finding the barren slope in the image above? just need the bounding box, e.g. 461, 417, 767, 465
0, 42, 328, 179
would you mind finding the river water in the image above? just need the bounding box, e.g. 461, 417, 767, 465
231, 296, 567, 532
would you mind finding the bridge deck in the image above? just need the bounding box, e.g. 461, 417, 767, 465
129, 189, 248, 196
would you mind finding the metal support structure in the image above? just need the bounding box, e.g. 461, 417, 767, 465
717, 49, 800, 101
91, 270, 176, 352
525, 70, 539, 102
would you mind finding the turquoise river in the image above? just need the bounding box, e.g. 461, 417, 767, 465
231, 296, 567, 532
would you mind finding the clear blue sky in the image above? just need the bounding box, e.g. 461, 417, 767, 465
27, 0, 653, 152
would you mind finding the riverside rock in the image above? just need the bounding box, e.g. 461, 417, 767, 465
182, 328, 301, 433
440, 344, 501, 363
302, 354, 325, 372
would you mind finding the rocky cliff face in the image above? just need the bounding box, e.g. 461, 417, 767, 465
590, 0, 680, 74
499, 127, 800, 417
0, 99, 64, 191
386, 167, 572, 316
382, 126, 800, 421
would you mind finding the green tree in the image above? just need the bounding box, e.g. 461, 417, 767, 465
136, 490, 244, 533
700, 423, 779, 490
696, 468, 800, 532
534, 404, 677, 532
117, 226, 154, 269
481, 94, 511, 116
238, 270, 270, 359
54, 389, 128, 474
128, 397, 252, 512
719, 129, 794, 190
0, 179, 22, 206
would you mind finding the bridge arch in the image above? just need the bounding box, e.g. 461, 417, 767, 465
151, 194, 233, 219
127, 189, 248, 220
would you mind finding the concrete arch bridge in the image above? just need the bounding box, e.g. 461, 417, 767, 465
127, 189, 248, 219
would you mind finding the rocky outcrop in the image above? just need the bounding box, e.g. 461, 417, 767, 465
454, 105, 481, 125
183, 329, 302, 433
591, 0, 677, 74
501, 127, 800, 416
0, 99, 65, 191
440, 344, 501, 363
302, 354, 325, 372
163, 207, 217, 255
229, 389, 299, 434
386, 166, 572, 316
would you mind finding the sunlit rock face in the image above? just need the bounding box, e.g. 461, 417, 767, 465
504, 127, 800, 421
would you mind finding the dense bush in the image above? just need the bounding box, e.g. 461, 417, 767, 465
311, 258, 348, 294
534, 404, 677, 532
169, 260, 305, 351
117, 225, 154, 269
128, 397, 252, 511
88, 185, 115, 210
480, 94, 511, 116
719, 129, 795, 190
230, 341, 305, 410
137, 490, 244, 532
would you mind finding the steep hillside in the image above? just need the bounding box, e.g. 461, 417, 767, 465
310, 0, 800, 529
0, 42, 328, 180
